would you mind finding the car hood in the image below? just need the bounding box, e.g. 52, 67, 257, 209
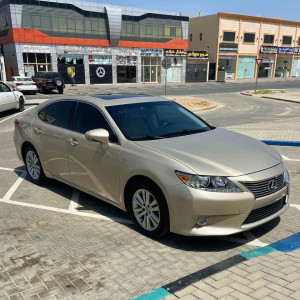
134, 128, 281, 177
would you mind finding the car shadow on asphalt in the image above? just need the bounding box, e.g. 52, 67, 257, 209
14, 168, 281, 252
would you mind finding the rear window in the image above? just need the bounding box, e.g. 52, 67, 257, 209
45, 73, 62, 79
17, 78, 33, 81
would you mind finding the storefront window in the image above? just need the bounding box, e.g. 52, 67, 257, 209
23, 53, 52, 77
142, 57, 161, 83
88, 55, 112, 64
57, 54, 84, 64
258, 57, 274, 78
275, 57, 292, 78
166, 57, 182, 82
117, 56, 137, 83
237, 56, 255, 79
292, 57, 300, 77
218, 56, 236, 79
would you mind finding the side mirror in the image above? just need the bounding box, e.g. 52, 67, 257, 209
85, 129, 110, 149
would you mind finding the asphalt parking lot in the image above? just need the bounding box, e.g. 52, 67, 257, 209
0, 96, 299, 299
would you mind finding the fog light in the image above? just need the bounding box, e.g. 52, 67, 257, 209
197, 216, 209, 226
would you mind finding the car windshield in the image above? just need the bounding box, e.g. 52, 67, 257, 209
17, 78, 32, 81
106, 101, 212, 141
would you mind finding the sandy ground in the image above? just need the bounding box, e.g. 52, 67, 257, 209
164, 96, 216, 110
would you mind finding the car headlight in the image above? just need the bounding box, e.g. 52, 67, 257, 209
175, 171, 243, 193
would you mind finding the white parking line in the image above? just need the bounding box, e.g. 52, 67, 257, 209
69, 189, 80, 212
2, 171, 27, 201
0, 106, 35, 124
290, 204, 300, 210
282, 155, 300, 162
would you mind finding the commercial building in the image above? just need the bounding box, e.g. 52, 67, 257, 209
0, 0, 188, 84
189, 12, 300, 80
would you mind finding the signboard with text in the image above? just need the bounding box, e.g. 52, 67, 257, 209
219, 43, 238, 52
260, 46, 278, 54
187, 51, 208, 60
164, 49, 187, 57
278, 47, 294, 55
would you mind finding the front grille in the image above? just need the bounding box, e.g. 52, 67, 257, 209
241, 173, 285, 199
242, 197, 286, 225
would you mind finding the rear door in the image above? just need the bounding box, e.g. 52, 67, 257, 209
32, 100, 76, 181
0, 82, 16, 111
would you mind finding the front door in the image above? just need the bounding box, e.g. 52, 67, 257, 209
67, 102, 120, 202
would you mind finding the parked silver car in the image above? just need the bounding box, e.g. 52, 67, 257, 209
13, 95, 289, 238
0, 81, 25, 113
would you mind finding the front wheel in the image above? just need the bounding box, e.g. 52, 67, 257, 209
17, 97, 25, 112
24, 146, 47, 185
128, 179, 169, 238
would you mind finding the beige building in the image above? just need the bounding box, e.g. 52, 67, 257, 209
189, 13, 300, 80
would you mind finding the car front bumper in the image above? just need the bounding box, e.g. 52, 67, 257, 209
166, 163, 289, 236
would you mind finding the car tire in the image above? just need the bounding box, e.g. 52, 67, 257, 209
128, 179, 170, 239
58, 88, 63, 94
24, 146, 47, 185
53, 77, 63, 88
41, 86, 47, 94
32, 91, 37, 95
17, 97, 25, 112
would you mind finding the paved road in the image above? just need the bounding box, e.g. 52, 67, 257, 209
23, 78, 300, 101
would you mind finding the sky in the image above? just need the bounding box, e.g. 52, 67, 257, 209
90, 0, 300, 21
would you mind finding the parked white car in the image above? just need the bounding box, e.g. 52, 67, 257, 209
6, 76, 37, 94
0, 81, 25, 113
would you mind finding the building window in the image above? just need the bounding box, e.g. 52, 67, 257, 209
282, 36, 292, 45
189, 33, 193, 41
199, 32, 203, 41
244, 33, 255, 43
223, 31, 235, 42
170, 27, 176, 37
264, 34, 274, 44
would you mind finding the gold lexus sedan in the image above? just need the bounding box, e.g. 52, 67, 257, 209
14, 95, 289, 238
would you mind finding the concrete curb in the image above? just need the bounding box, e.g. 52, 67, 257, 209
240, 92, 300, 104
193, 104, 218, 112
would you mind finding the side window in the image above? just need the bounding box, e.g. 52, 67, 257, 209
38, 106, 47, 122
0, 82, 11, 92
73, 102, 116, 142
44, 101, 75, 129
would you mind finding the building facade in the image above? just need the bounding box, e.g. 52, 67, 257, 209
189, 13, 300, 80
0, 0, 188, 84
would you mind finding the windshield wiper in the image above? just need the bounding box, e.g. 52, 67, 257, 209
132, 135, 165, 140
163, 129, 206, 137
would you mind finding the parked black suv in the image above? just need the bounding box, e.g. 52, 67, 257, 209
32, 72, 65, 94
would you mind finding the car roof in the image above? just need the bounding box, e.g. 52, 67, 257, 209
39, 94, 171, 108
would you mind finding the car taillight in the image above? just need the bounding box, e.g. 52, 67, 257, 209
16, 83, 23, 86
14, 120, 19, 128
32, 82, 36, 85
43, 79, 47, 85
62, 79, 65, 85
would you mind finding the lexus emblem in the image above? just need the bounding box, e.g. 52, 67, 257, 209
268, 180, 277, 191
96, 67, 105, 78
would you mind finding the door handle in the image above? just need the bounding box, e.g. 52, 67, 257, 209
33, 127, 42, 135
68, 138, 78, 146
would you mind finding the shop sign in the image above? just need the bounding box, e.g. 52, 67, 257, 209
117, 56, 137, 65
117, 48, 139, 56
88, 55, 112, 64
259, 56, 275, 63
22, 45, 52, 53
140, 49, 163, 56
187, 51, 208, 60
219, 43, 238, 52
56, 45, 112, 55
278, 47, 294, 55
226, 72, 235, 79
294, 48, 300, 55
219, 55, 236, 60
164, 49, 187, 57
260, 46, 278, 54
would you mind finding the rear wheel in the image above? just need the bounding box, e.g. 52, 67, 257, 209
17, 97, 25, 112
128, 179, 169, 238
58, 88, 63, 94
24, 146, 46, 185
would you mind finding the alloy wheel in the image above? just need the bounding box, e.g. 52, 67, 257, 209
26, 150, 41, 180
132, 189, 161, 231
